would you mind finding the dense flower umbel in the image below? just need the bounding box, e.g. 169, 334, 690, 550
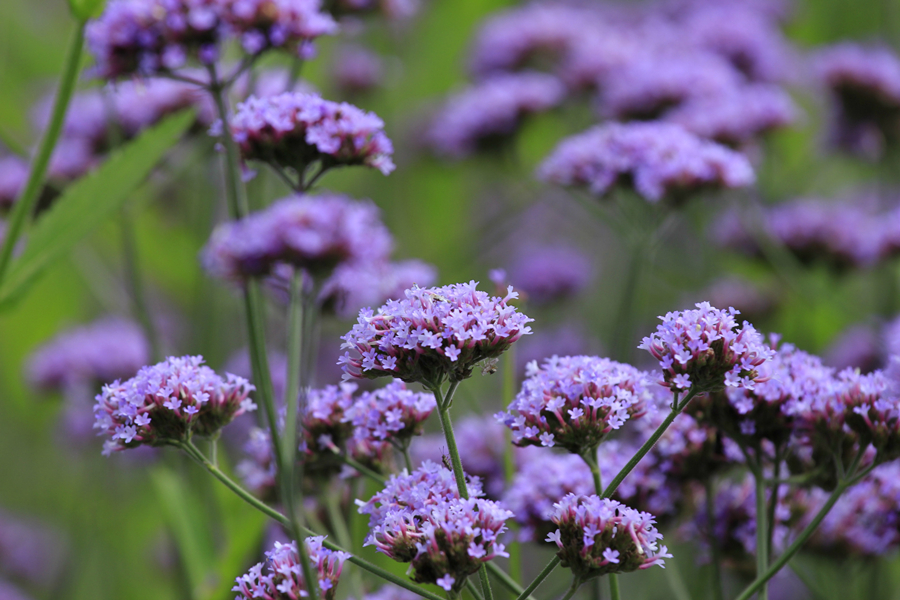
299, 383, 357, 477
339, 282, 533, 386
236, 426, 277, 497
426, 72, 565, 159
537, 122, 754, 202
93, 356, 256, 455
343, 380, 436, 448
215, 92, 394, 176
358, 462, 512, 593
497, 355, 653, 453
547, 494, 670, 579
839, 367, 899, 461
318, 259, 437, 319
201, 193, 392, 281
219, 0, 337, 57
233, 536, 350, 600
639, 302, 773, 393
506, 244, 593, 305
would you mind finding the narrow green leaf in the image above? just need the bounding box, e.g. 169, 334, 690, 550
0, 109, 194, 308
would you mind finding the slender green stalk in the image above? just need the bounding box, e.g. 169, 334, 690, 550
399, 444, 414, 472
515, 557, 561, 600
560, 576, 582, 600
602, 388, 696, 498
705, 479, 724, 600
766, 449, 783, 557
282, 269, 305, 489
0, 20, 86, 286
337, 451, 387, 484
465, 579, 486, 600
119, 209, 161, 361
205, 63, 249, 219
752, 463, 768, 600
608, 574, 620, 600
611, 244, 643, 362
501, 349, 522, 583
325, 486, 363, 600
663, 559, 691, 600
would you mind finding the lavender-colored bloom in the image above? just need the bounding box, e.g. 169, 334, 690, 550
639, 302, 773, 393
410, 414, 511, 499
506, 245, 593, 305
236, 426, 277, 498
358, 462, 512, 593
840, 367, 898, 461
498, 355, 652, 453
201, 193, 393, 281
665, 84, 797, 146
340, 281, 533, 386
327, 0, 418, 20
217, 92, 394, 176
343, 380, 435, 447
233, 536, 350, 600
0, 580, 32, 600
0, 156, 28, 210
93, 355, 256, 455
319, 259, 437, 319
513, 324, 596, 375
538, 122, 755, 202
332, 45, 384, 96
426, 72, 565, 159
353, 585, 420, 600
0, 511, 65, 587
299, 383, 357, 475
823, 324, 883, 373
702, 277, 778, 322
220, 0, 337, 57
884, 315, 900, 359
815, 43, 900, 157
548, 493, 670, 578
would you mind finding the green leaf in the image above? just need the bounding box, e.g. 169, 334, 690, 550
0, 109, 194, 308
68, 0, 107, 20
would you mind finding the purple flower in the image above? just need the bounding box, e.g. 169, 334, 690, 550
201, 193, 393, 281
358, 462, 512, 593
327, 0, 419, 20
236, 426, 277, 497
332, 45, 384, 96
233, 536, 350, 600
426, 72, 565, 159
0, 580, 32, 600
318, 259, 437, 319
299, 383, 357, 476
356, 585, 421, 600
340, 281, 533, 386
0, 156, 28, 210
702, 277, 778, 322
823, 324, 883, 374
220, 0, 337, 57
538, 122, 755, 202
218, 91, 394, 176
840, 367, 898, 461
497, 355, 653, 454
639, 301, 774, 393
506, 244, 593, 305
547, 493, 670, 578
0, 511, 66, 587
343, 380, 436, 448
93, 355, 256, 455
815, 43, 900, 158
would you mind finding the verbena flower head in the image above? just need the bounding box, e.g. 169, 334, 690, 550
840, 367, 898, 461
538, 122, 755, 203
358, 461, 512, 593
639, 302, 773, 393
299, 383, 357, 477
332, 45, 384, 96
497, 355, 653, 454
220, 0, 337, 57
339, 281, 533, 386
0, 510, 66, 587
547, 493, 670, 579
318, 259, 437, 319
236, 426, 277, 498
201, 193, 392, 281
233, 536, 350, 600
343, 380, 436, 448
216, 92, 394, 176
507, 244, 593, 305
426, 72, 565, 159
93, 355, 256, 455
823, 324, 883, 373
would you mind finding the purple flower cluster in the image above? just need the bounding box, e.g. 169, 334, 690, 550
217, 91, 394, 176
538, 122, 755, 202
702, 277, 779, 322
547, 493, 670, 578
331, 45, 385, 96
318, 259, 437, 319
236, 426, 277, 497
426, 72, 565, 159
201, 193, 392, 281
506, 244, 593, 305
93, 355, 256, 455
0, 511, 66, 587
840, 368, 898, 461
358, 461, 512, 593
497, 355, 652, 453
0, 156, 29, 210
298, 383, 357, 475
233, 536, 350, 600
87, 0, 336, 79
339, 281, 533, 386
815, 43, 900, 157
639, 302, 773, 393
343, 380, 436, 448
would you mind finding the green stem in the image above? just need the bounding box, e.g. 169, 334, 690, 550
560, 576, 582, 600
663, 559, 692, 600
515, 557, 561, 600
501, 350, 522, 584
752, 463, 768, 600
337, 451, 387, 484
119, 209, 161, 361
602, 388, 696, 498
325, 485, 363, 600
582, 452, 602, 496
399, 443, 414, 473
0, 20, 86, 287
206, 63, 249, 219
705, 479, 724, 600
608, 574, 619, 600
282, 269, 305, 491
485, 562, 533, 600
611, 243, 643, 363
465, 579, 486, 600
767, 449, 783, 557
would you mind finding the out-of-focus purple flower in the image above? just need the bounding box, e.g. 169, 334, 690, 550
497, 355, 652, 453
220, 0, 337, 57
840, 368, 898, 461
702, 277, 779, 323
0, 511, 66, 587
665, 84, 797, 146
639, 302, 773, 393
332, 45, 384, 96
548, 493, 670, 578
815, 43, 900, 158
327, 0, 418, 20
299, 383, 357, 476
0, 580, 33, 600
201, 193, 392, 281
884, 316, 900, 359
823, 324, 883, 373
233, 536, 350, 600
216, 91, 394, 176
410, 414, 511, 499
502, 449, 592, 542
319, 259, 437, 319
339, 281, 533, 386
343, 380, 435, 448
358, 461, 512, 593
236, 426, 277, 497
93, 355, 257, 455
0, 156, 28, 210
506, 244, 593, 305
513, 324, 596, 375
426, 72, 565, 159
538, 122, 755, 202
